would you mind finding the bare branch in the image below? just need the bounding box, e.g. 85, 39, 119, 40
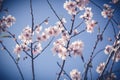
33, 37, 54, 59
0, 41, 24, 80
47, 0, 67, 31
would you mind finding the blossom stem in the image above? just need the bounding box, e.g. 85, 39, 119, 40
0, 41, 24, 80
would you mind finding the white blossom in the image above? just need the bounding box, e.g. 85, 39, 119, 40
96, 62, 105, 74
101, 4, 114, 18
18, 25, 32, 44
86, 20, 97, 33
69, 40, 84, 57
70, 69, 81, 80
35, 25, 42, 34
104, 45, 113, 54
14, 44, 22, 54
80, 7, 93, 21
64, 0, 77, 15
76, 0, 89, 10
32, 43, 42, 54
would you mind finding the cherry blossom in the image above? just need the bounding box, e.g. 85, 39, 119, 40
32, 43, 42, 54
18, 25, 32, 44
104, 45, 113, 55
35, 25, 42, 34
14, 44, 22, 54
96, 62, 105, 74
70, 69, 81, 80
0, 15, 16, 32
69, 40, 84, 57
80, 7, 93, 21
85, 20, 97, 33
101, 4, 114, 18
64, 0, 77, 15
76, 0, 89, 10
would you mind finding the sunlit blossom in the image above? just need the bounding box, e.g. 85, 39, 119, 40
14, 44, 22, 54
76, 0, 89, 10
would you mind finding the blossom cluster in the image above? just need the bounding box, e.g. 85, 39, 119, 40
63, 0, 89, 15
96, 62, 105, 74
70, 69, 81, 80
14, 18, 66, 57
52, 31, 69, 60
101, 4, 114, 18
0, 15, 16, 32
68, 40, 84, 57
80, 7, 97, 33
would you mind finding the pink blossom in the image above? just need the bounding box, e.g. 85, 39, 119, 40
80, 7, 93, 21
96, 62, 105, 74
32, 43, 42, 54
104, 45, 113, 54
64, 0, 77, 15
101, 4, 114, 18
76, 0, 89, 10
112, 0, 119, 4
35, 25, 42, 34
18, 25, 32, 44
86, 20, 97, 33
69, 40, 84, 57
70, 69, 81, 80
14, 44, 22, 54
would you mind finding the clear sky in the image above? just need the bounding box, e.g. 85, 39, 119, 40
0, 0, 120, 80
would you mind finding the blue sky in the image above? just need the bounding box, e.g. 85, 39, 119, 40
0, 0, 120, 80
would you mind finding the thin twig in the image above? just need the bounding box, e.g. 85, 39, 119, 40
74, 19, 84, 30
33, 37, 54, 59
0, 41, 24, 80
6, 30, 31, 58
47, 0, 67, 31
57, 62, 72, 80
111, 20, 117, 39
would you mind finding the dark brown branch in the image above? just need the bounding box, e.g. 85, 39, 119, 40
47, 0, 67, 31
0, 41, 24, 80
111, 20, 117, 39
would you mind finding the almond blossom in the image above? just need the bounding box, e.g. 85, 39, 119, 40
76, 0, 89, 10
96, 62, 105, 74
69, 40, 84, 57
35, 25, 42, 34
85, 20, 97, 33
106, 73, 116, 80
32, 43, 42, 54
70, 69, 81, 80
52, 38, 68, 60
64, 0, 77, 15
80, 7, 93, 21
0, 15, 16, 32
104, 45, 113, 55
18, 25, 32, 44
101, 4, 114, 18
14, 44, 22, 55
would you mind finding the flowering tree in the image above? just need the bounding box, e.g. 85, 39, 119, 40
0, 0, 120, 80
